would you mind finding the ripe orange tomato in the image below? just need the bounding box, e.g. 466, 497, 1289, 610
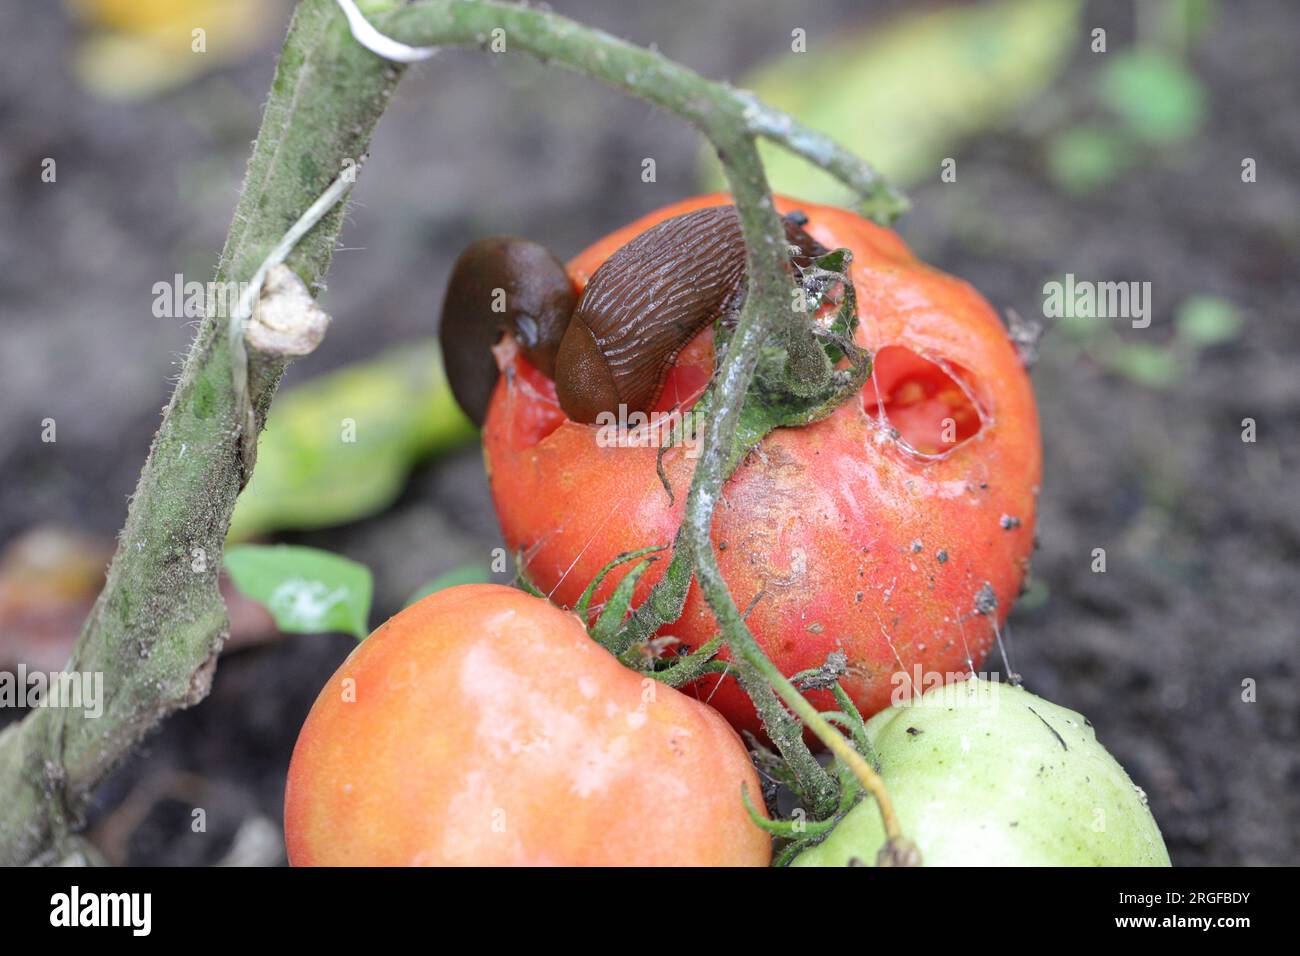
284, 584, 770, 866
482, 195, 1041, 738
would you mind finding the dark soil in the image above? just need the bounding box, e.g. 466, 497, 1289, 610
1, 0, 1296, 865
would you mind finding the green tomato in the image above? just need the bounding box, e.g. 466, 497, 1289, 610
793, 677, 1170, 866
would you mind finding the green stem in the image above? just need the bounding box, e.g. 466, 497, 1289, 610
0, 0, 406, 866
676, 130, 904, 839
381, 0, 867, 403
378, 2, 904, 223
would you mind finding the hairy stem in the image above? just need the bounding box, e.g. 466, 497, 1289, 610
0, 0, 405, 865
682, 131, 901, 832
381, 0, 887, 399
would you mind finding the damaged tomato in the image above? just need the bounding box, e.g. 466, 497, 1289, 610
481, 195, 1041, 737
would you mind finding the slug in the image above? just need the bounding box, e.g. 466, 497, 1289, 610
438, 237, 577, 427
439, 206, 825, 426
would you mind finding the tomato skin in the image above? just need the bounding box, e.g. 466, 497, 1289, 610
484, 195, 1041, 737
284, 584, 770, 866
792, 678, 1171, 866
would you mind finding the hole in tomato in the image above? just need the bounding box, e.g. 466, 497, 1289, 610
867, 345, 985, 456
493, 339, 568, 450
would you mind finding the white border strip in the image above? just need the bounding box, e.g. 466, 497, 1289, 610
335, 0, 439, 63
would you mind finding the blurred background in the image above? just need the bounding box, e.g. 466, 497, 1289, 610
1, 0, 1296, 865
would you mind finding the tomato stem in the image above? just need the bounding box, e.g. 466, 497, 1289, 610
668, 128, 912, 856
697, 543, 908, 845
378, 3, 907, 225
631, 634, 724, 687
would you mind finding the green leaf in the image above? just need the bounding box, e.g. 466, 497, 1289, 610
573, 545, 667, 621
700, 0, 1083, 201
228, 340, 476, 541
1045, 124, 1131, 194
591, 558, 657, 651
1098, 50, 1205, 145
224, 545, 373, 639
403, 563, 493, 607
1103, 342, 1179, 390
643, 633, 724, 688
1175, 295, 1241, 346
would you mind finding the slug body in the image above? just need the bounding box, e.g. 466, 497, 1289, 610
440, 206, 824, 425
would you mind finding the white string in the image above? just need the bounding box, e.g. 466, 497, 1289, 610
228, 167, 361, 463
334, 0, 439, 63
229, 168, 357, 361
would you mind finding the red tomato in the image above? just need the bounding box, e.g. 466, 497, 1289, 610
483, 195, 1041, 738
285, 584, 770, 866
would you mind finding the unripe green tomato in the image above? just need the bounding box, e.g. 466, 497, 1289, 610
793, 677, 1170, 866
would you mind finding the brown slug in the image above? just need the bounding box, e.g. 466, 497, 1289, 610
439, 206, 825, 426
438, 237, 577, 427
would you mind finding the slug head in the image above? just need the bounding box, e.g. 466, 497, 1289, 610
554, 316, 622, 424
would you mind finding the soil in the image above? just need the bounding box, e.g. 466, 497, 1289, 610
0, 0, 1296, 865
